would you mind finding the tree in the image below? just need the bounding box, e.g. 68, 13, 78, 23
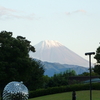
45, 70, 76, 88
0, 31, 44, 90
93, 46, 100, 75
79, 72, 98, 76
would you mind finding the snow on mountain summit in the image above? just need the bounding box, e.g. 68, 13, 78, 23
38, 40, 63, 48
29, 40, 88, 67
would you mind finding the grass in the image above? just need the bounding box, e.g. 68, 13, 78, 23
29, 90, 100, 100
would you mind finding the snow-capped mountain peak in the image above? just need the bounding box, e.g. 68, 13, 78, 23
29, 40, 88, 67
39, 40, 63, 48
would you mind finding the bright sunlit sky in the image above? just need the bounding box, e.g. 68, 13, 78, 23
0, 0, 100, 63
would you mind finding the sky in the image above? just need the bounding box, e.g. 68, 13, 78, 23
0, 0, 100, 64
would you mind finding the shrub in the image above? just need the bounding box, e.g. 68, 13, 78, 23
29, 83, 92, 98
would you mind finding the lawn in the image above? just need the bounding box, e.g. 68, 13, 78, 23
29, 90, 100, 100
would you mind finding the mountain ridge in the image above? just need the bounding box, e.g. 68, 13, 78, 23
29, 40, 88, 67
34, 59, 89, 76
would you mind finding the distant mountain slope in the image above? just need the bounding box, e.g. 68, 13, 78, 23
30, 40, 88, 67
41, 61, 89, 77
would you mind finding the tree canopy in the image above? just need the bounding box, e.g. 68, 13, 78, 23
0, 31, 44, 90
43, 70, 76, 88
93, 46, 100, 75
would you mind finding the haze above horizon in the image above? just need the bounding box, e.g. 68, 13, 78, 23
0, 0, 100, 63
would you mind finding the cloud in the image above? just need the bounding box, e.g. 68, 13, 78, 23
0, 6, 17, 16
65, 12, 71, 15
65, 9, 86, 15
0, 6, 35, 20
74, 10, 86, 13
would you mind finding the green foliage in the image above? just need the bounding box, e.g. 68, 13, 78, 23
0, 31, 44, 90
43, 70, 76, 88
29, 90, 100, 100
79, 72, 99, 76
93, 46, 100, 75
29, 83, 100, 98
26, 60, 44, 90
93, 65, 100, 75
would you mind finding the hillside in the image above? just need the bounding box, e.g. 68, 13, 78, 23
30, 40, 88, 67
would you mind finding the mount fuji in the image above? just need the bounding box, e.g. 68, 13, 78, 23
30, 40, 88, 67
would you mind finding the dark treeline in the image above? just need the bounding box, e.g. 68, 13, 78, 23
43, 70, 76, 88
0, 31, 44, 91
42, 69, 99, 89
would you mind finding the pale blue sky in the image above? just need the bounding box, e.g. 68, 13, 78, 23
0, 0, 100, 63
